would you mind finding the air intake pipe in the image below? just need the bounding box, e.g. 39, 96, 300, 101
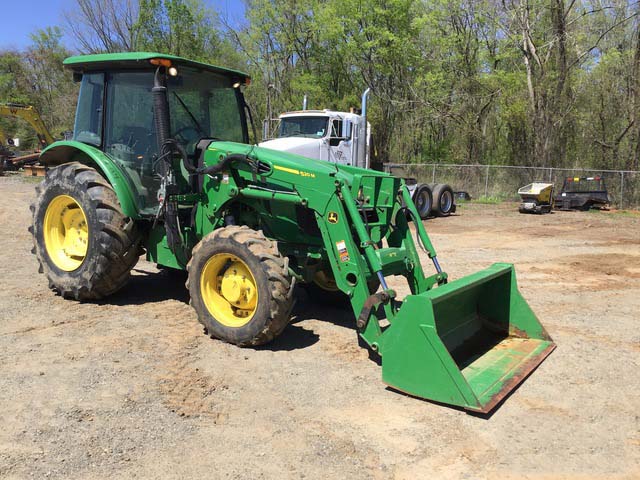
152, 67, 171, 156
152, 67, 197, 174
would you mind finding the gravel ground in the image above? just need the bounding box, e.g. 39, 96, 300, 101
0, 174, 638, 479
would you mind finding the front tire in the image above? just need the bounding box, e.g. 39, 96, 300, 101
29, 162, 141, 300
187, 226, 294, 347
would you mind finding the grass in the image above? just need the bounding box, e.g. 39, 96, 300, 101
586, 207, 640, 217
20, 175, 45, 183
472, 195, 511, 204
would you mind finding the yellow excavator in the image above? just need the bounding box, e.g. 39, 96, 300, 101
0, 103, 55, 174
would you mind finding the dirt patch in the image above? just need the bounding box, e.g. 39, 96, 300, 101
560, 253, 640, 278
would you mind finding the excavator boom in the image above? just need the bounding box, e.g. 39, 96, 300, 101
0, 103, 55, 147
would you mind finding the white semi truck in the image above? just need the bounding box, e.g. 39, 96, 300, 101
259, 90, 455, 219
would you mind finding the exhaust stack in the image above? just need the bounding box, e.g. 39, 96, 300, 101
361, 88, 370, 127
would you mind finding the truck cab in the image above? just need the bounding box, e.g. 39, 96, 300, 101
260, 110, 370, 169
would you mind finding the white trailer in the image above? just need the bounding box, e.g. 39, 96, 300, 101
259, 90, 455, 219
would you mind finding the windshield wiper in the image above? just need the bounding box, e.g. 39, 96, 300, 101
172, 92, 206, 138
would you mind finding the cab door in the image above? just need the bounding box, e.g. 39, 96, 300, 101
327, 118, 352, 165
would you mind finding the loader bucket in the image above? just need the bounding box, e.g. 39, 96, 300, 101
380, 263, 555, 413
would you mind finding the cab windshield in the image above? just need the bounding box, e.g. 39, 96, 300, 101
277, 116, 328, 139
167, 69, 248, 153
91, 68, 248, 213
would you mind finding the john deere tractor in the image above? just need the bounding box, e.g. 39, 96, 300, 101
30, 53, 555, 413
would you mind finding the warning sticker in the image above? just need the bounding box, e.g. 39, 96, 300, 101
336, 240, 350, 263
328, 211, 339, 224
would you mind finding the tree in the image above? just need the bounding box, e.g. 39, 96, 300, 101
65, 0, 139, 53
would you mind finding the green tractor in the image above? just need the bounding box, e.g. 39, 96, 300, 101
30, 53, 555, 413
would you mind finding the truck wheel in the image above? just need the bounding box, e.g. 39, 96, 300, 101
29, 162, 141, 300
432, 184, 455, 217
413, 185, 433, 219
187, 226, 294, 347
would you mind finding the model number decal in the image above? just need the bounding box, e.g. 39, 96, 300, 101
273, 165, 316, 178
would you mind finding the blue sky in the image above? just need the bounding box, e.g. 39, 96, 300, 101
0, 0, 245, 50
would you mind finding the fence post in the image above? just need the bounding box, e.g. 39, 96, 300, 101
484, 165, 490, 198
432, 165, 436, 183
620, 172, 624, 209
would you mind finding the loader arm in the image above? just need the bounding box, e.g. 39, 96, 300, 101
195, 141, 555, 413
0, 103, 55, 147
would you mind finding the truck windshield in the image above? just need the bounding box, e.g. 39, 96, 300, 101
277, 116, 328, 139
168, 69, 247, 153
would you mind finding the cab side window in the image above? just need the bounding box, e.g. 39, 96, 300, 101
331, 119, 343, 138
73, 73, 104, 147
331, 119, 351, 140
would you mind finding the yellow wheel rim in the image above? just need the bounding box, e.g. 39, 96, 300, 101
200, 253, 258, 328
43, 194, 89, 271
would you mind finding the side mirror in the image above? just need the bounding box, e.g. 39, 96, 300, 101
329, 137, 344, 147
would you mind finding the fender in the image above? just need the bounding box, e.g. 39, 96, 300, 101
39, 140, 139, 218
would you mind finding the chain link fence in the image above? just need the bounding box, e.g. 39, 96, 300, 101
385, 164, 640, 209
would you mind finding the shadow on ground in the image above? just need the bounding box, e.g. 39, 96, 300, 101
99, 268, 190, 306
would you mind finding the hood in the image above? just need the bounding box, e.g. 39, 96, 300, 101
258, 137, 321, 159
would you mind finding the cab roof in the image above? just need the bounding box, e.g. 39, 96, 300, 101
279, 110, 363, 121
63, 52, 250, 82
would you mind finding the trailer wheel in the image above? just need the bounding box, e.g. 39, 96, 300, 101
413, 185, 433, 219
187, 226, 294, 347
432, 184, 455, 217
29, 162, 141, 300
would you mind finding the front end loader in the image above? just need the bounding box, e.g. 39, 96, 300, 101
30, 53, 554, 413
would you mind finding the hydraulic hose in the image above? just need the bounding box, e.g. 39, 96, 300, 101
197, 153, 249, 175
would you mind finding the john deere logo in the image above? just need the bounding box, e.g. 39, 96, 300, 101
328, 211, 339, 224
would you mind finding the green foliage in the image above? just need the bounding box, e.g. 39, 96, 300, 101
3, 0, 639, 173
0, 27, 76, 150
135, 0, 219, 60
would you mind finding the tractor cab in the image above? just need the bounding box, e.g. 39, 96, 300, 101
66, 53, 251, 214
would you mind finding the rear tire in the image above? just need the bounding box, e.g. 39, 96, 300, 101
29, 162, 141, 300
187, 226, 294, 347
303, 270, 379, 306
432, 184, 455, 217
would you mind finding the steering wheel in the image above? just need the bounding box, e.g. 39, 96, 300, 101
174, 126, 202, 153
